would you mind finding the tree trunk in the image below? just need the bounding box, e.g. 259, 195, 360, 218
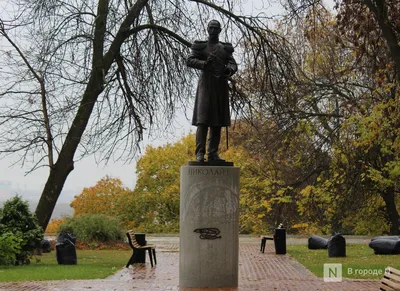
34, 161, 74, 230
35, 70, 103, 230
364, 0, 400, 79
381, 187, 400, 235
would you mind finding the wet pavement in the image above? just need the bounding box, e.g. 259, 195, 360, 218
0, 236, 379, 291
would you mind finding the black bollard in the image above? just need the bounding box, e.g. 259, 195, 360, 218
274, 228, 286, 255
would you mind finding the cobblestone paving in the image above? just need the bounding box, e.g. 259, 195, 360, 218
0, 242, 379, 291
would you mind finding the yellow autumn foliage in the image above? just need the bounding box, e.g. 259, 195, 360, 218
70, 176, 132, 217
45, 218, 67, 233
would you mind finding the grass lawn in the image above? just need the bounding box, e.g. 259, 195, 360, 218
287, 244, 400, 279
0, 250, 131, 282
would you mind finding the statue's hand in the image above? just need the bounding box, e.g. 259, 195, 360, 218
224, 67, 232, 77
203, 57, 214, 71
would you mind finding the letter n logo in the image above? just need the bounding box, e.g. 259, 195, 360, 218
324, 263, 342, 282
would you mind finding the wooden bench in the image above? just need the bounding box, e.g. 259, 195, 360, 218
380, 266, 400, 291
126, 230, 157, 268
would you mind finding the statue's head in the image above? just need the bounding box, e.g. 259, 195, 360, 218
207, 20, 221, 38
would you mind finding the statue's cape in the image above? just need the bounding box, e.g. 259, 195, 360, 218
191, 40, 234, 53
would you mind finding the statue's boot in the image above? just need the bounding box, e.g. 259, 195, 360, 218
196, 124, 207, 162
208, 126, 225, 161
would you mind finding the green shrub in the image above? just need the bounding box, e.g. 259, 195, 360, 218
59, 214, 124, 243
0, 232, 22, 265
0, 196, 43, 265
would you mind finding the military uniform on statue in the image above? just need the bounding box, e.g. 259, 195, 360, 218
186, 20, 238, 165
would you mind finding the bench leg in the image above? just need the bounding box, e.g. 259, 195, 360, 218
126, 255, 133, 268
148, 249, 154, 267
152, 248, 157, 265
126, 251, 138, 268
261, 238, 266, 253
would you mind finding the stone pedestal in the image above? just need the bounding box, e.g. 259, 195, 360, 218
179, 166, 240, 288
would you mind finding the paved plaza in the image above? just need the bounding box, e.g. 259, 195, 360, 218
0, 237, 380, 291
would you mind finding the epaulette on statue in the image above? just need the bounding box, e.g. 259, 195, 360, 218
191, 40, 207, 50
190, 40, 234, 53
222, 42, 234, 53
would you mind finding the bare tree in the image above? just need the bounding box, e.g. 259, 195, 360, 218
0, 0, 293, 230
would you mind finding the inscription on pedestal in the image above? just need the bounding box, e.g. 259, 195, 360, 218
188, 168, 229, 176
194, 228, 222, 239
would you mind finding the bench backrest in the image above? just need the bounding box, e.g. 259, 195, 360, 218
126, 230, 142, 249
381, 266, 400, 291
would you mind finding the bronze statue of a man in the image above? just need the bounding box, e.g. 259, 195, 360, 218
187, 20, 238, 162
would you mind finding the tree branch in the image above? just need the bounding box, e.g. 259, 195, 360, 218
363, 0, 400, 79
103, 0, 149, 70
0, 19, 54, 168
126, 24, 191, 47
